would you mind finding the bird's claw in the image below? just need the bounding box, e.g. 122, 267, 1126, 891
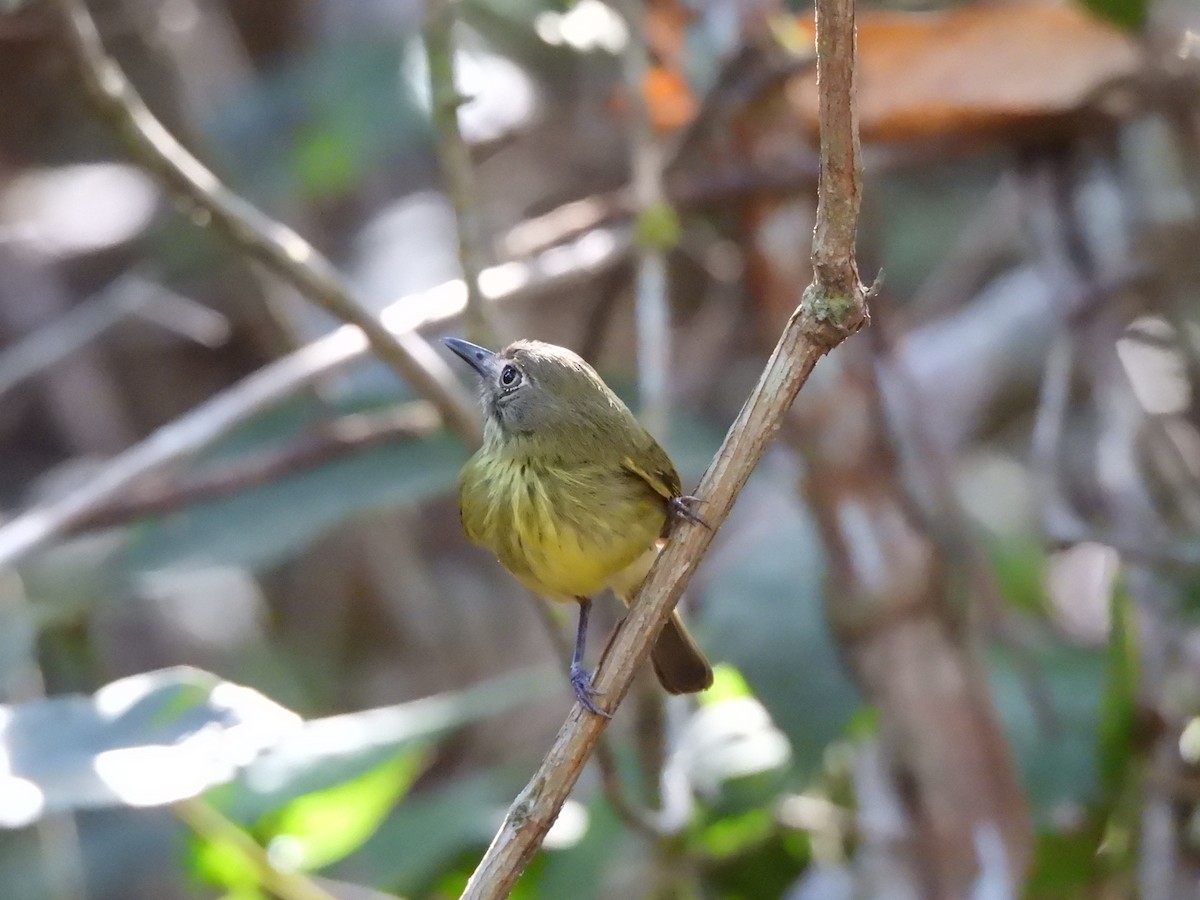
569, 664, 611, 718
669, 495, 710, 530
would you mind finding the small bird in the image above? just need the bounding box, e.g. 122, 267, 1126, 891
443, 337, 714, 715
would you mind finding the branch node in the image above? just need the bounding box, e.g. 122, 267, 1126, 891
800, 284, 870, 345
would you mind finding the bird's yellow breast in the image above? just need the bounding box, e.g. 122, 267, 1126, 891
458, 453, 665, 601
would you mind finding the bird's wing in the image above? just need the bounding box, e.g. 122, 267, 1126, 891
621, 438, 682, 501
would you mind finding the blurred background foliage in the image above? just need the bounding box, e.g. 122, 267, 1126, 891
1, 0, 1199, 896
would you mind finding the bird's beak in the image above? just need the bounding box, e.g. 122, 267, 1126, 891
442, 337, 500, 381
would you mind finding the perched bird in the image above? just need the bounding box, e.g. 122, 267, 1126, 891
443, 337, 713, 715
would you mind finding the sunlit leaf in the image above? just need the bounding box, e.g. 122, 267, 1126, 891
187, 828, 263, 895
680, 697, 792, 810
231, 665, 555, 820
325, 773, 521, 895
260, 749, 429, 872
699, 663, 754, 706
696, 806, 776, 859
0, 668, 301, 828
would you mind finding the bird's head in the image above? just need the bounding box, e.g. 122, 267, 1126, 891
442, 337, 625, 443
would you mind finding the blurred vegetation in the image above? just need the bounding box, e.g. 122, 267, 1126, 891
2, 0, 1200, 897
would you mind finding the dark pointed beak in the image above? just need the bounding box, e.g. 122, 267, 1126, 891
442, 337, 499, 380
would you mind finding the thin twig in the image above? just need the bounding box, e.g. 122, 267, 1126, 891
50, 0, 480, 444
807, 0, 863, 304
0, 325, 365, 567
68, 405, 440, 533
0, 270, 230, 399
423, 0, 495, 344
619, 0, 678, 858
501, 159, 818, 260
621, 0, 671, 436
460, 0, 868, 890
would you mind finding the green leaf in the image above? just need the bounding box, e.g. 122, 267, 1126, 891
699, 663, 755, 706
988, 638, 1108, 818
989, 535, 1051, 616
187, 830, 264, 894
1078, 0, 1147, 31
326, 772, 522, 895
229, 665, 556, 821
1098, 586, 1138, 795
700, 811, 809, 900
125, 431, 467, 572
260, 748, 429, 872
696, 806, 776, 859
0, 667, 300, 828
1025, 825, 1106, 897
634, 201, 682, 251
293, 126, 359, 196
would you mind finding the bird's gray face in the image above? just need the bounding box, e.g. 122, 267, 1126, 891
442, 337, 559, 439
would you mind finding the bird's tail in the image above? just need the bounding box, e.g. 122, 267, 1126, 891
650, 610, 714, 694
612, 549, 713, 694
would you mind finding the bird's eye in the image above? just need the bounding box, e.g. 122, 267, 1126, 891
500, 365, 520, 387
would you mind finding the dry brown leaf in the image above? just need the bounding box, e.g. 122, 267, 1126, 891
786, 2, 1142, 143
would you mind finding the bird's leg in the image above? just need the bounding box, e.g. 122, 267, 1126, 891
668, 495, 710, 530
569, 597, 611, 718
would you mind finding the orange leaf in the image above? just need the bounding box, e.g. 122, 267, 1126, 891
786, 2, 1141, 144
644, 65, 698, 134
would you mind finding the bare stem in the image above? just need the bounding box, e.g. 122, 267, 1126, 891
621, 0, 671, 437
423, 0, 496, 344
807, 0, 863, 301
460, 0, 867, 890
68, 404, 440, 532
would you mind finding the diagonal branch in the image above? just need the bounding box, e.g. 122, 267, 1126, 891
67, 404, 440, 533
461, 0, 868, 893
49, 0, 480, 445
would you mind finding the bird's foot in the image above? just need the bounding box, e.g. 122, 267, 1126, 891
669, 495, 710, 530
569, 664, 610, 718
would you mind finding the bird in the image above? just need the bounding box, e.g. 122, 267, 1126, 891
443, 336, 714, 716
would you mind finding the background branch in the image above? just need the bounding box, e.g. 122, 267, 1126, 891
0, 221, 628, 568
50, 0, 480, 444
423, 0, 496, 344
67, 404, 440, 533
460, 0, 869, 891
